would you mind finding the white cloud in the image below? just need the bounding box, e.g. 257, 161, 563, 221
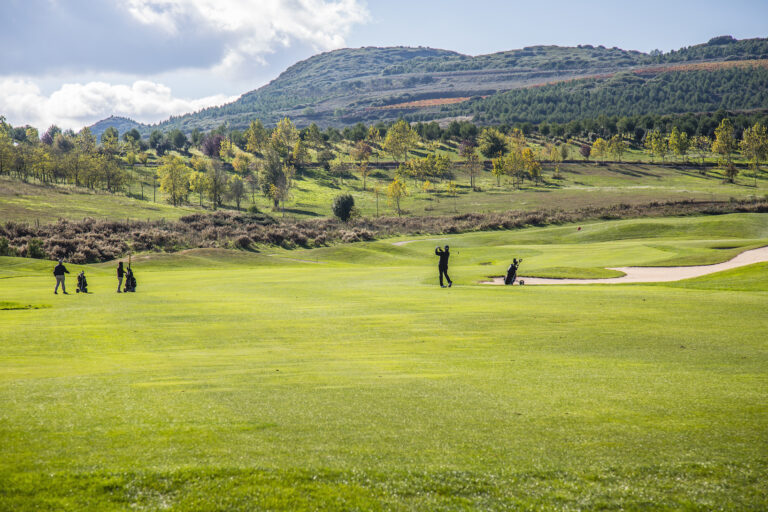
124, 0, 369, 75
0, 79, 238, 131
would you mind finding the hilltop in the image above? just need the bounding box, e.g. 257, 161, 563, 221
90, 36, 768, 137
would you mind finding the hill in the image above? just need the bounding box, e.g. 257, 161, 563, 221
90, 36, 768, 137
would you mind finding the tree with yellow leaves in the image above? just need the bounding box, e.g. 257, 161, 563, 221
386, 176, 408, 216
712, 118, 738, 182
740, 123, 768, 187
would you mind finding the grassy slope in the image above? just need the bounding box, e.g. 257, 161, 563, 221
1, 214, 767, 510
0, 177, 198, 224
2, 159, 766, 223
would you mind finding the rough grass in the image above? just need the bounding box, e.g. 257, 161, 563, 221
1, 214, 766, 510
3, 199, 767, 263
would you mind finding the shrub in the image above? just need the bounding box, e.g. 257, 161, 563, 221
234, 235, 253, 249
0, 236, 15, 256
27, 239, 46, 259
332, 194, 355, 223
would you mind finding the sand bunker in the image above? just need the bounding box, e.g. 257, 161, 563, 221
481, 246, 768, 285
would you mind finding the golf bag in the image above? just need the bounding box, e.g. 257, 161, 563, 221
124, 269, 137, 292
504, 259, 522, 285
76, 272, 88, 293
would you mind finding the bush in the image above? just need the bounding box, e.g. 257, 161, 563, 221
27, 239, 46, 259
0, 236, 16, 256
332, 194, 355, 223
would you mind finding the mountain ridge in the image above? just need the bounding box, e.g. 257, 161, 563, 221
89, 36, 768, 138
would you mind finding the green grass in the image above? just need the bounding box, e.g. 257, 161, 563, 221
0, 177, 197, 224
1, 214, 767, 510
3, 158, 766, 223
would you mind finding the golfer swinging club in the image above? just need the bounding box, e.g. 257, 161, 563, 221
435, 245, 452, 288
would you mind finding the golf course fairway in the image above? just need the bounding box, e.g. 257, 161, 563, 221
1, 213, 767, 510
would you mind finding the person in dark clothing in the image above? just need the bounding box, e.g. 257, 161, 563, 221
76, 271, 88, 293
53, 259, 69, 294
117, 261, 125, 293
435, 245, 452, 288
504, 258, 523, 285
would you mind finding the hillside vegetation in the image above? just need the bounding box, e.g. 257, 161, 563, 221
438, 64, 768, 125
89, 36, 768, 136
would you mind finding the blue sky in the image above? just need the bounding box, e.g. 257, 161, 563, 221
0, 0, 766, 130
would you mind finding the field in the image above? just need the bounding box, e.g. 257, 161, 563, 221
2, 159, 766, 224
1, 213, 767, 510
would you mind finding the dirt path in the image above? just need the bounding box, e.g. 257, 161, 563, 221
480, 246, 768, 285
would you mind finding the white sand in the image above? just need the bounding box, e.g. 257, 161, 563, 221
481, 246, 768, 285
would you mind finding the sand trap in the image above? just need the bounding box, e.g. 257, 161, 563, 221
480, 246, 768, 285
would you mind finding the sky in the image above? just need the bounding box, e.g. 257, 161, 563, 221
1, 0, 766, 131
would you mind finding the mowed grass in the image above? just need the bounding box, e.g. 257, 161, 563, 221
0, 214, 767, 510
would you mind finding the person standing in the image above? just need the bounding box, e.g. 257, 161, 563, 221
53, 259, 69, 294
435, 245, 452, 288
117, 261, 125, 293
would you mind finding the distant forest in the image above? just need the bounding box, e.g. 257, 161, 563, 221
420, 66, 768, 126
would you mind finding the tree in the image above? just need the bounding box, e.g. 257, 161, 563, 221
149, 130, 164, 150
386, 176, 408, 216
332, 193, 355, 222
122, 128, 141, 149
260, 148, 286, 209
352, 140, 373, 190
668, 127, 690, 161
219, 138, 235, 160
270, 117, 299, 158
459, 140, 480, 189
691, 135, 711, 167
157, 155, 190, 206
740, 123, 768, 187
591, 138, 609, 164
491, 156, 506, 187
42, 125, 61, 146
712, 118, 738, 182
100, 127, 119, 156
202, 134, 225, 157
228, 175, 246, 210
0, 129, 13, 176
478, 128, 508, 159
644, 130, 668, 162
549, 144, 563, 179
245, 120, 268, 154
609, 134, 627, 162
190, 128, 203, 148
206, 160, 228, 209
232, 153, 252, 175
579, 144, 591, 161
188, 170, 209, 207
383, 120, 419, 164
521, 147, 541, 185
313, 148, 331, 171
168, 129, 188, 152
306, 123, 324, 149
291, 139, 310, 169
